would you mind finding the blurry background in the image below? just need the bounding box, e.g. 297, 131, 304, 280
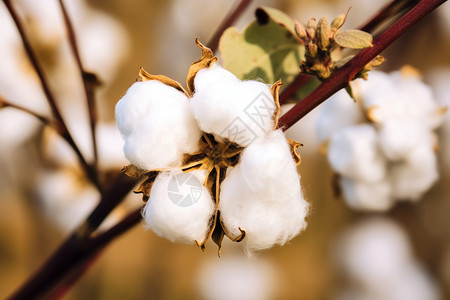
1, 0, 450, 299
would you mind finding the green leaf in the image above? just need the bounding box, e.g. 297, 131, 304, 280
219, 17, 304, 84
255, 6, 298, 37
334, 29, 373, 49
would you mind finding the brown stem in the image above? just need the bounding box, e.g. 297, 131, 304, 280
1, 97, 50, 125
278, 0, 447, 130
2, 0, 100, 189
207, 0, 253, 52
8, 172, 138, 299
58, 0, 100, 179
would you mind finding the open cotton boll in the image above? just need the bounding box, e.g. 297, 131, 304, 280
115, 80, 201, 170
191, 66, 275, 147
315, 89, 365, 143
378, 118, 434, 161
328, 124, 386, 183
390, 145, 438, 201
219, 130, 308, 253
142, 169, 215, 244
339, 177, 392, 211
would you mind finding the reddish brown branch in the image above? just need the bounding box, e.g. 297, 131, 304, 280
207, 0, 253, 52
58, 0, 100, 181
278, 0, 447, 130
2, 0, 100, 189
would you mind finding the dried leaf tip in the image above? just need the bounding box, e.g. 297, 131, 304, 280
138, 67, 189, 95
186, 38, 218, 95
270, 80, 282, 129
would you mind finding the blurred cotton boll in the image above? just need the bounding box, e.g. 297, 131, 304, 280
316, 68, 444, 211
333, 218, 441, 300
196, 253, 276, 300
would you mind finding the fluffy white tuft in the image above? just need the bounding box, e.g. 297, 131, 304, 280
339, 177, 392, 212
115, 80, 202, 170
142, 169, 215, 244
219, 130, 308, 253
315, 89, 364, 143
390, 145, 438, 201
378, 118, 434, 161
327, 124, 386, 183
190, 66, 275, 147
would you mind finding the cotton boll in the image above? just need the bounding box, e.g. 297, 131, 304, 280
219, 130, 308, 253
339, 177, 392, 212
378, 118, 434, 161
196, 254, 276, 300
142, 169, 215, 244
315, 89, 365, 143
334, 218, 441, 300
390, 145, 438, 201
334, 218, 415, 291
191, 66, 275, 147
327, 124, 386, 183
115, 80, 201, 170
355, 71, 396, 111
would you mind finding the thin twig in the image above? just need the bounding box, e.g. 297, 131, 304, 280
58, 0, 100, 180
1, 97, 50, 125
359, 0, 420, 34
2, 0, 100, 189
279, 0, 447, 130
207, 0, 253, 52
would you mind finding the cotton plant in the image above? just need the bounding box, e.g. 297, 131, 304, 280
316, 66, 446, 211
115, 39, 309, 255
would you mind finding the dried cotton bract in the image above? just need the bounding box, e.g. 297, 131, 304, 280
316, 67, 445, 211
115, 40, 308, 255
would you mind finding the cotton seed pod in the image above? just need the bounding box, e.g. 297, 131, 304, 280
115, 80, 202, 170
327, 124, 386, 183
190, 65, 276, 147
142, 169, 215, 244
219, 130, 308, 253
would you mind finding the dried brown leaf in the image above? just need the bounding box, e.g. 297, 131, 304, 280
186, 38, 218, 95
138, 67, 189, 96
270, 80, 282, 129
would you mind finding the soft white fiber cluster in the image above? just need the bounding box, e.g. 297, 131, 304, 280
316, 69, 444, 211
116, 64, 308, 252
333, 218, 441, 300
142, 169, 215, 244
220, 130, 308, 253
115, 80, 201, 170
190, 65, 275, 146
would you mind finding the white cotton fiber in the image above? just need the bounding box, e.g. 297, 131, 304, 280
328, 124, 386, 183
335, 218, 414, 288
219, 130, 308, 253
115, 80, 202, 170
315, 89, 364, 142
190, 66, 275, 147
390, 145, 438, 201
142, 169, 215, 244
378, 118, 434, 161
339, 176, 392, 212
